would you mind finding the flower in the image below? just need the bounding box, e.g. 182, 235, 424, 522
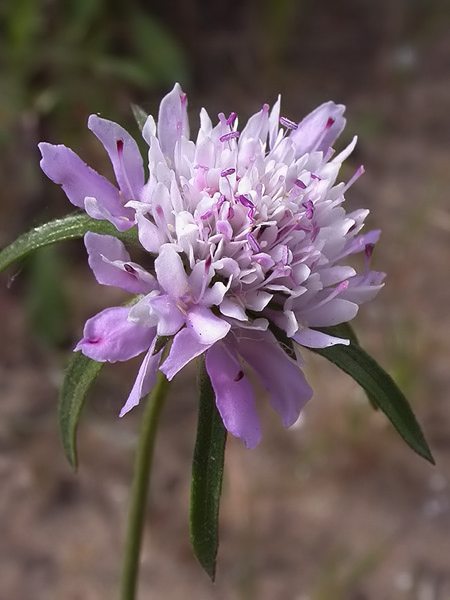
39, 84, 385, 448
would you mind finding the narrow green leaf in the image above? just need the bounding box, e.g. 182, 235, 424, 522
317, 323, 379, 410
59, 352, 103, 469
190, 359, 227, 581
309, 329, 435, 464
0, 212, 139, 274
131, 103, 148, 131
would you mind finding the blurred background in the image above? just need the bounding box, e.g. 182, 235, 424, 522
1, 0, 450, 598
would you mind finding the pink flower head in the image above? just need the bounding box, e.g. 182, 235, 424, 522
39, 83, 385, 448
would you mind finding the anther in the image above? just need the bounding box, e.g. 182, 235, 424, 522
220, 131, 240, 142
221, 168, 236, 177
302, 200, 314, 219
226, 112, 237, 126
280, 116, 298, 130
247, 233, 261, 253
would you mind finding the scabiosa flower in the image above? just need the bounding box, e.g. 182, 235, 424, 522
39, 84, 385, 448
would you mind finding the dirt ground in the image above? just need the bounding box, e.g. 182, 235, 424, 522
1, 7, 450, 600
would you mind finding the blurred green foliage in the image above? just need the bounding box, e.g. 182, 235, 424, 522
1, 0, 189, 347
0, 0, 189, 141
25, 245, 69, 347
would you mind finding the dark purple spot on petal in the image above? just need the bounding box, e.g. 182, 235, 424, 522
234, 370, 244, 382
124, 263, 137, 275
365, 243, 375, 259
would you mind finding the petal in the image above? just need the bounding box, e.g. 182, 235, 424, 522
303, 298, 359, 327
39, 142, 126, 215
148, 295, 185, 336
290, 101, 346, 157
219, 298, 248, 321
84, 232, 154, 294
202, 281, 229, 306
187, 305, 231, 345
244, 290, 273, 312
88, 115, 144, 200
75, 307, 155, 362
318, 266, 356, 287
344, 229, 382, 256
84, 196, 134, 231
136, 213, 167, 253
240, 104, 270, 144
157, 83, 189, 162
160, 327, 208, 380
154, 244, 189, 298
142, 114, 156, 144
293, 328, 350, 348
206, 343, 261, 449
237, 330, 313, 428
119, 343, 162, 417
268, 95, 281, 149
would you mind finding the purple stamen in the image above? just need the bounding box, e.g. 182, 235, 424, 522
302, 200, 314, 219
116, 139, 124, 154
344, 164, 365, 191
200, 209, 213, 220
325, 117, 335, 129
237, 194, 256, 219
216, 194, 226, 212
311, 173, 321, 180
295, 179, 307, 189
220, 131, 240, 142
226, 112, 237, 126
280, 116, 298, 130
221, 167, 236, 177
247, 233, 261, 253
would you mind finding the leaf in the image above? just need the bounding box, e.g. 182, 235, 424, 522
310, 327, 435, 464
190, 359, 227, 581
0, 212, 139, 273
59, 352, 104, 469
317, 323, 379, 410
131, 103, 148, 132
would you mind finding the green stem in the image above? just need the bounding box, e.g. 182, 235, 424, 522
120, 371, 170, 600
